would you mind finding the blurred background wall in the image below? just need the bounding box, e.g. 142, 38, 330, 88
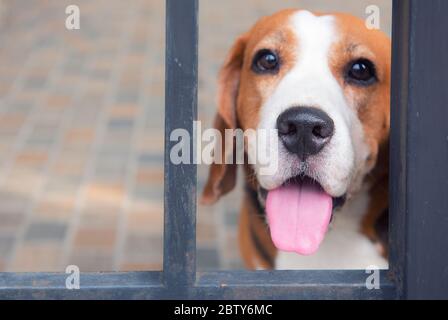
0, 0, 391, 272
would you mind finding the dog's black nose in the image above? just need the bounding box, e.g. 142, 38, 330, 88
277, 107, 334, 160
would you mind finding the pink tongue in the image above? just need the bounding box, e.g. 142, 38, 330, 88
266, 180, 332, 255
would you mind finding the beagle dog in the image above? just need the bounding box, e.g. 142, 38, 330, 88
202, 9, 390, 270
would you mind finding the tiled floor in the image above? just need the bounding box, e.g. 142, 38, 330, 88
0, 0, 165, 272
0, 0, 391, 272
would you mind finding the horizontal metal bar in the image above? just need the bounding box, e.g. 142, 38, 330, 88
0, 272, 165, 300
0, 270, 396, 300
196, 271, 396, 300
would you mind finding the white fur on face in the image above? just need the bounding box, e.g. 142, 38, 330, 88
252, 10, 369, 198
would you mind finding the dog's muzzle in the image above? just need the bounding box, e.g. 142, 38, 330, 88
277, 106, 335, 161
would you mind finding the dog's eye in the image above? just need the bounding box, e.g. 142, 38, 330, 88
252, 49, 279, 73
346, 59, 377, 85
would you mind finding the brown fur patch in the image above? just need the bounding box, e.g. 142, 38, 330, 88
329, 13, 391, 171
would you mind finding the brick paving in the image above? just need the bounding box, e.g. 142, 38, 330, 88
0, 0, 390, 272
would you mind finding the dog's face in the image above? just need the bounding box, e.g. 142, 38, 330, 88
203, 10, 391, 255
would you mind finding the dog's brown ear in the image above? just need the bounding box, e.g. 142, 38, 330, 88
201, 34, 248, 205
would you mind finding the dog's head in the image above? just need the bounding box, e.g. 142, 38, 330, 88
202, 9, 391, 255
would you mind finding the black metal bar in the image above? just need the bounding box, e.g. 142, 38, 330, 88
163, 0, 199, 289
390, 0, 448, 299
0, 272, 165, 300
0, 270, 395, 300
195, 271, 396, 300
389, 0, 410, 300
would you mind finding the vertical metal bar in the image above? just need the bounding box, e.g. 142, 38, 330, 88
391, 0, 448, 299
389, 0, 410, 300
163, 0, 198, 289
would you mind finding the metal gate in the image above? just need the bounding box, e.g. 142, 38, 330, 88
0, 0, 447, 300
